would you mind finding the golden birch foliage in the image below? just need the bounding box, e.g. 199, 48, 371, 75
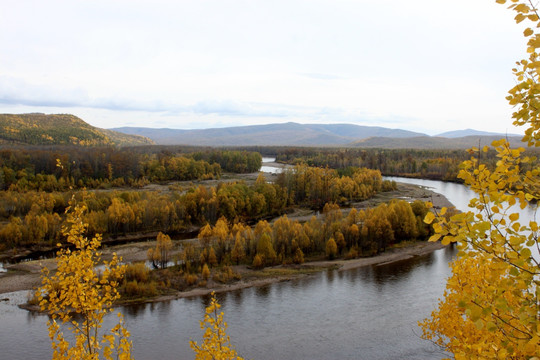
190, 292, 244, 360
147, 231, 173, 268
420, 2, 540, 358
38, 199, 132, 360
325, 237, 338, 260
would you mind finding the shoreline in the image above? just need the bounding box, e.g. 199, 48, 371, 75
124, 240, 447, 305
4, 239, 448, 308
11, 239, 448, 311
0, 181, 453, 305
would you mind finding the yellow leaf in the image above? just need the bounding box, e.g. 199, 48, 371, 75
424, 212, 435, 224
520, 248, 532, 258
441, 236, 453, 245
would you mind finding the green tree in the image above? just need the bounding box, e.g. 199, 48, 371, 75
420, 2, 540, 358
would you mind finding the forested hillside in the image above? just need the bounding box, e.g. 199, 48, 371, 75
0, 113, 153, 146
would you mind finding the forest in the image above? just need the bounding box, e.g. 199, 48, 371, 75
0, 146, 261, 191
4, 144, 535, 193
0, 145, 406, 251
0, 140, 446, 312
120, 199, 432, 299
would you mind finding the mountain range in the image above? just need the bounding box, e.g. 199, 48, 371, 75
111, 122, 427, 146
0, 113, 524, 149
112, 122, 523, 148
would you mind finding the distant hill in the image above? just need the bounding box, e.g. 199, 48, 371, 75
349, 135, 524, 149
0, 113, 154, 146
436, 128, 520, 138
111, 122, 426, 146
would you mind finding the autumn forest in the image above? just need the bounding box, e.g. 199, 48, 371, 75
1, 1, 539, 359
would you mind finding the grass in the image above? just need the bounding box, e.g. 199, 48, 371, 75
244, 264, 336, 280
390, 239, 423, 249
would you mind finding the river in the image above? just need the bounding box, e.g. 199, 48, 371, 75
2, 173, 524, 360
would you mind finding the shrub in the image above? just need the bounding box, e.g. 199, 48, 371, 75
293, 248, 304, 264
252, 254, 264, 269
124, 262, 149, 283
345, 246, 359, 260
184, 273, 199, 286
201, 263, 210, 280
213, 266, 241, 283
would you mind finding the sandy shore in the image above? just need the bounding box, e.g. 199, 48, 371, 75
0, 181, 453, 298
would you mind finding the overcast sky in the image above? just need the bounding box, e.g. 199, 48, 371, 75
0, 0, 530, 135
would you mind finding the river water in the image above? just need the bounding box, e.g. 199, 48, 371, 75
260, 156, 285, 174
3, 172, 520, 360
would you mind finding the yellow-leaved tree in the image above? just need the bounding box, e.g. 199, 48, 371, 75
38, 198, 133, 360
420, 1, 539, 359
190, 292, 244, 360
147, 231, 173, 269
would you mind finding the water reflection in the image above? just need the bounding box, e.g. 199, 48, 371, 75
254, 284, 271, 299
123, 302, 147, 317
372, 252, 436, 284
229, 288, 245, 307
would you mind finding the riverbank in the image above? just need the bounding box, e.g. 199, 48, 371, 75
0, 180, 453, 300
2, 241, 448, 311
118, 240, 447, 306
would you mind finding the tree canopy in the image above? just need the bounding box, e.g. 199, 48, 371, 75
420, 2, 540, 358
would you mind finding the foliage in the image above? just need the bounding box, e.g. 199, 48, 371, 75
147, 232, 173, 269
38, 198, 132, 360
275, 164, 391, 208
275, 147, 490, 181
0, 146, 222, 191
202, 263, 211, 281
120, 262, 160, 298
190, 292, 244, 360
420, 2, 540, 358
188, 200, 432, 270
325, 237, 338, 260
141, 154, 221, 182
191, 150, 262, 173
0, 163, 397, 251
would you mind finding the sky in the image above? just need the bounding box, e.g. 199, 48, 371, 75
0, 0, 531, 135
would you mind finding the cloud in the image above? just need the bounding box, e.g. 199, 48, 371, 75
300, 73, 342, 80
0, 76, 90, 108
0, 76, 349, 119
